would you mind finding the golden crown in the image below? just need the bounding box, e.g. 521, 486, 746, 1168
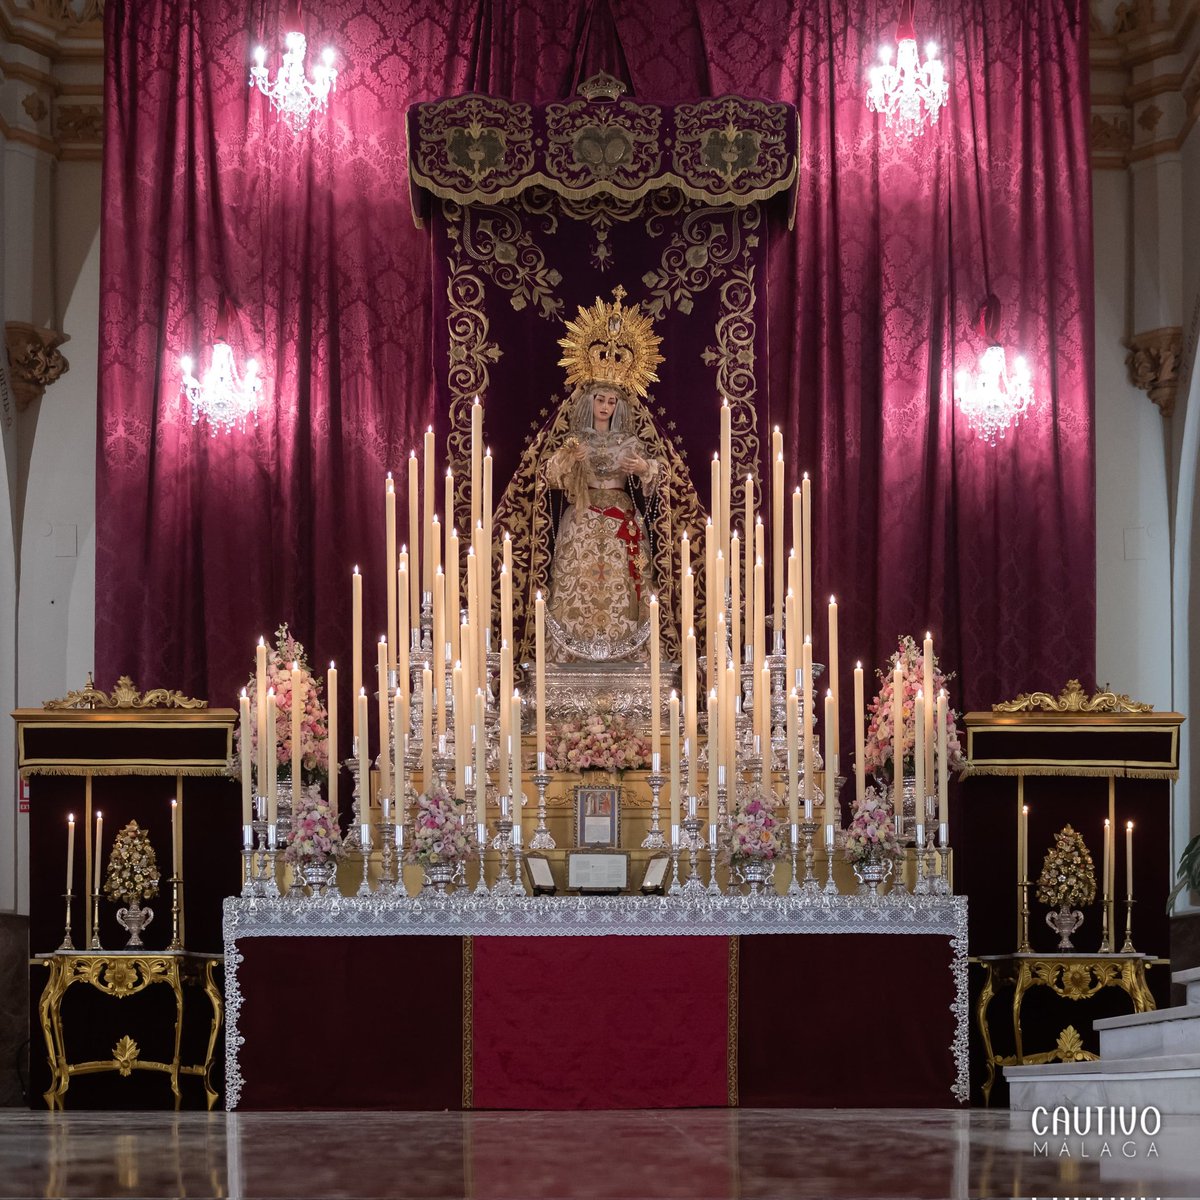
557, 285, 664, 399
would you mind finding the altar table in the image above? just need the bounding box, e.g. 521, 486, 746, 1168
225, 895, 968, 1111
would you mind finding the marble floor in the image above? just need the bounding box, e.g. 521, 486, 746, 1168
0, 1107, 1197, 1200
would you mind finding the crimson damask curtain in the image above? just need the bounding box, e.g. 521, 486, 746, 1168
98, 0, 1093, 725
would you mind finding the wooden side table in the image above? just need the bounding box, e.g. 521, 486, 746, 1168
34, 950, 222, 1110
975, 952, 1165, 1105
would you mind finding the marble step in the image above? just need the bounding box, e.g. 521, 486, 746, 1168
1094, 1002, 1200, 1060
1006, 1052, 1200, 1114
1176, 965, 1200, 1005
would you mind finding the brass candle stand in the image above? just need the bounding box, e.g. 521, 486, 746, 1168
167, 877, 183, 950
1018, 880, 1032, 953
1121, 896, 1137, 953
57, 891, 75, 952
1099, 894, 1113, 954
88, 890, 103, 949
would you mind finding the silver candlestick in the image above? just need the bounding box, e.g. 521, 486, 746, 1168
341, 754, 366, 852
251, 811, 271, 897
680, 814, 706, 897
265, 824, 281, 896
241, 825, 256, 898
490, 813, 518, 896
935, 828, 951, 895
642, 767, 666, 850
707, 821, 723, 897
669, 825, 682, 895
530, 761, 555, 850
473, 820, 490, 897
823, 831, 839, 897
378, 810, 397, 893
356, 824, 373, 896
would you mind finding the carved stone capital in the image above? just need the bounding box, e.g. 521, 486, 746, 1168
4, 323, 70, 411
1125, 326, 1181, 417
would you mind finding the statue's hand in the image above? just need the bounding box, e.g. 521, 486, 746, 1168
618, 450, 648, 475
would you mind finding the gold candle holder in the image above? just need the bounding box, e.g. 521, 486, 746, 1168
57, 892, 75, 952
1120, 896, 1136, 954
88, 891, 101, 950
167, 876, 183, 951
1099, 895, 1114, 953
1018, 880, 1031, 953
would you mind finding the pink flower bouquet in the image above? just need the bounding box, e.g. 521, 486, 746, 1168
283, 795, 342, 866
724, 790, 783, 864
842, 790, 902, 864
403, 785, 479, 868
545, 712, 652, 774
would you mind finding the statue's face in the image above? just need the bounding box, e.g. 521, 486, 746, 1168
592, 389, 619, 429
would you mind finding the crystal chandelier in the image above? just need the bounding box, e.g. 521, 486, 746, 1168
865, 0, 948, 137
249, 23, 337, 132
955, 344, 1036, 446
180, 342, 262, 434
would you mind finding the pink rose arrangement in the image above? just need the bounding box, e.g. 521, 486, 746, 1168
725, 790, 782, 864
545, 713, 651, 774
863, 635, 964, 781
403, 785, 479, 869
842, 791, 902, 864
234, 623, 330, 786
284, 795, 342, 866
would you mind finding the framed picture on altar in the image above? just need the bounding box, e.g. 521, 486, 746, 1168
524, 853, 557, 895
640, 854, 670, 895
573, 785, 621, 848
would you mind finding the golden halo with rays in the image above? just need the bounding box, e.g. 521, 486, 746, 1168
557, 285, 665, 400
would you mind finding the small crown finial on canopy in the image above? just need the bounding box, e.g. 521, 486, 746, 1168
577, 71, 628, 102
557, 286, 664, 399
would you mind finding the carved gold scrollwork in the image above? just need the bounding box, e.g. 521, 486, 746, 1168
992, 680, 1153, 713
44, 673, 208, 710
112, 1035, 140, 1076
415, 97, 534, 193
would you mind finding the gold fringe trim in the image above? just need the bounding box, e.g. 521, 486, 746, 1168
964, 764, 1178, 780
727, 936, 739, 1107
461, 937, 474, 1110
21, 765, 231, 778
410, 165, 800, 231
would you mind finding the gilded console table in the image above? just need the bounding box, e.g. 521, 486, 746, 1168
975, 952, 1165, 1105
35, 950, 222, 1110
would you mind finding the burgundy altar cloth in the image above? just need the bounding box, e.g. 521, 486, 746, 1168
232, 933, 957, 1110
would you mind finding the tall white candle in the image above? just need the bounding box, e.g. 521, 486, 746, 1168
685, 628, 698, 797
854, 663, 866, 805
1102, 817, 1111, 905
398, 554, 410, 712
170, 798, 180, 879
511, 690, 523, 831
471, 396, 483, 534
421, 667, 433, 787
256, 637, 268, 790
482, 450, 494, 651
913, 689, 925, 820
265, 690, 277, 823
708, 688, 719, 828
802, 637, 813, 807
66, 813, 75, 895
650, 594, 661, 764
936, 688, 948, 825
923, 632, 935, 790
447, 527, 460, 666
772, 444, 784, 649
669, 691, 681, 827
326, 665, 338, 813
729, 533, 741, 686
376, 640, 390, 797
1126, 820, 1134, 898
432, 567, 446, 734
535, 591, 547, 757
720, 399, 732, 557
788, 688, 800, 823
407, 450, 420, 629
743, 473, 754, 658
357, 689, 369, 819
423, 426, 435, 591
827, 596, 839, 759
474, 689, 486, 811
94, 811, 103, 893
386, 475, 397, 672
351, 570, 362, 741
291, 660, 305, 801
394, 687, 405, 805
239, 689, 253, 824
892, 665, 904, 823
800, 473, 812, 642
824, 689, 837, 831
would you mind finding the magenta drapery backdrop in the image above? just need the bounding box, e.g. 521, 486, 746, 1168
98, 0, 1094, 728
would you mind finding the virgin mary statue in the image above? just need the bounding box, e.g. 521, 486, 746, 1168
493, 287, 708, 670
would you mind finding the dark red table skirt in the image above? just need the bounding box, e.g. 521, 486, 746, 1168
232, 933, 957, 1109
